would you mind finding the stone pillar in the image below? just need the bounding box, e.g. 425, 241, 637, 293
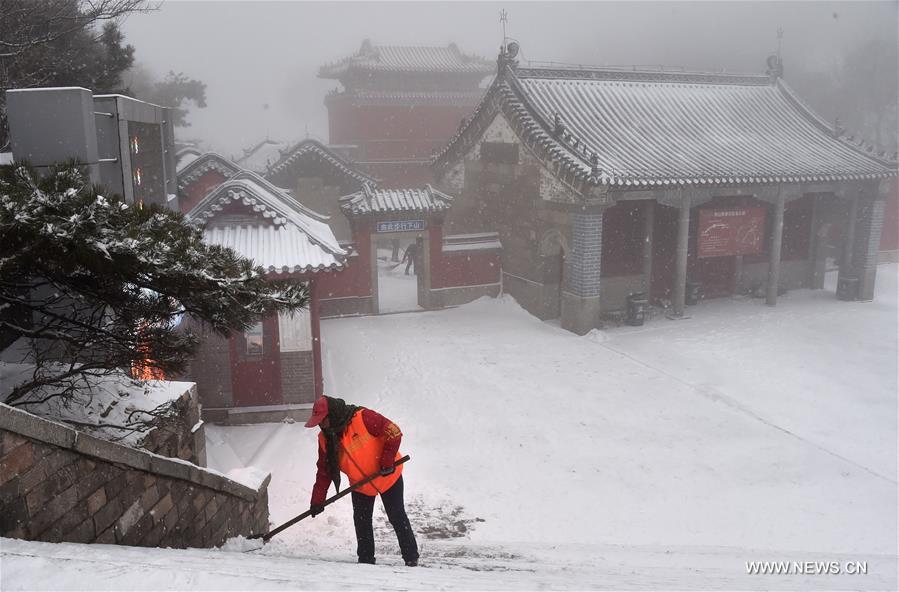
853, 197, 886, 301
642, 200, 655, 294
766, 193, 786, 306
561, 209, 604, 334
672, 192, 691, 317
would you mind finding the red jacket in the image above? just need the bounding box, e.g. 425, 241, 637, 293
311, 408, 402, 505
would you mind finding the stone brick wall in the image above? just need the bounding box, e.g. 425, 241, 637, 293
139, 385, 206, 466
183, 320, 233, 410
853, 196, 886, 301
280, 350, 315, 404
0, 404, 269, 548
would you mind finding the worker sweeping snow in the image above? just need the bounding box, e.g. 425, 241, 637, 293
305, 395, 419, 567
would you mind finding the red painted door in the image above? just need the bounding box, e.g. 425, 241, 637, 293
230, 315, 283, 407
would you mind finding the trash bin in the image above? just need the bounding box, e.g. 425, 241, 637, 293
626, 292, 648, 326
685, 281, 703, 306
836, 276, 859, 301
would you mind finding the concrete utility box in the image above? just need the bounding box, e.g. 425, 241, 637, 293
6, 87, 101, 184
6, 87, 178, 210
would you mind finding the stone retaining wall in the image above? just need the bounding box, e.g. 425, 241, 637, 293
139, 385, 206, 466
0, 404, 269, 548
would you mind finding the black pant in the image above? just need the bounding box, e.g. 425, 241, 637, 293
351, 476, 418, 564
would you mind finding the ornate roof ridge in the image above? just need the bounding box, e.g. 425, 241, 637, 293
265, 139, 379, 187
228, 169, 330, 223
776, 78, 898, 167
338, 184, 454, 215
176, 152, 241, 190
319, 40, 494, 78
514, 64, 771, 86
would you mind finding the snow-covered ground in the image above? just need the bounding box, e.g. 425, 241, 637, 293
2, 266, 896, 590
376, 246, 421, 314
0, 360, 193, 446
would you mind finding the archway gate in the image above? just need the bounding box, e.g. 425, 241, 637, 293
314, 185, 502, 316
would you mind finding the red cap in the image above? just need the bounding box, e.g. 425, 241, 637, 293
305, 396, 329, 428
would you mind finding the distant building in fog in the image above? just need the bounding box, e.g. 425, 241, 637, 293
319, 39, 494, 187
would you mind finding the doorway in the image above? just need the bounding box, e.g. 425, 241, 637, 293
374, 233, 424, 313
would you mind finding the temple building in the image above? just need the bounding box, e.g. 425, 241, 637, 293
433, 45, 897, 334
178, 153, 345, 423
319, 40, 494, 187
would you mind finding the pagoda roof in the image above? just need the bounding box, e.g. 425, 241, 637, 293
320, 40, 493, 78
434, 58, 897, 190
339, 184, 453, 216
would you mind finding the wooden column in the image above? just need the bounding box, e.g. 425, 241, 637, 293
673, 191, 691, 316
840, 195, 859, 277
642, 200, 655, 294
807, 195, 826, 289
766, 192, 786, 306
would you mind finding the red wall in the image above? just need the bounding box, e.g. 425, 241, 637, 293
327, 101, 477, 188
315, 228, 373, 300
430, 225, 502, 289
434, 251, 501, 289
228, 314, 282, 407
180, 170, 228, 214
328, 103, 474, 148
601, 201, 646, 277
881, 189, 899, 253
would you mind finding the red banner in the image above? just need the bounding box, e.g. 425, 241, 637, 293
698, 207, 766, 258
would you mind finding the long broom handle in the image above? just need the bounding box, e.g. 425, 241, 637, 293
251, 455, 410, 542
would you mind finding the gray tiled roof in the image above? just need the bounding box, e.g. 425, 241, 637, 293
339, 184, 453, 215
265, 139, 378, 187
186, 176, 344, 274
320, 41, 493, 77
434, 64, 897, 188
202, 224, 342, 275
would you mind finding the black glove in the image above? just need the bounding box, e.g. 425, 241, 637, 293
379, 466, 395, 477
309, 503, 324, 517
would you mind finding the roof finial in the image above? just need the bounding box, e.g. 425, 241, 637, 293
833, 117, 845, 137
591, 152, 601, 177
776, 27, 783, 61
500, 9, 508, 45
553, 112, 565, 137
766, 28, 785, 80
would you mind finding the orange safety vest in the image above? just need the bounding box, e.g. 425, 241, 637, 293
318, 410, 403, 496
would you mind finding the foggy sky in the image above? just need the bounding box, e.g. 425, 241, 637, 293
121, 1, 898, 156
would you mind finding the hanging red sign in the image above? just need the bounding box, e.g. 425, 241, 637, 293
698, 207, 767, 258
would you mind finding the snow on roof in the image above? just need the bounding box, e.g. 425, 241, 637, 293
229, 169, 330, 223
175, 148, 201, 171
176, 152, 241, 187
320, 40, 493, 78
434, 62, 897, 188
339, 184, 453, 215
186, 176, 344, 274
202, 224, 342, 274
